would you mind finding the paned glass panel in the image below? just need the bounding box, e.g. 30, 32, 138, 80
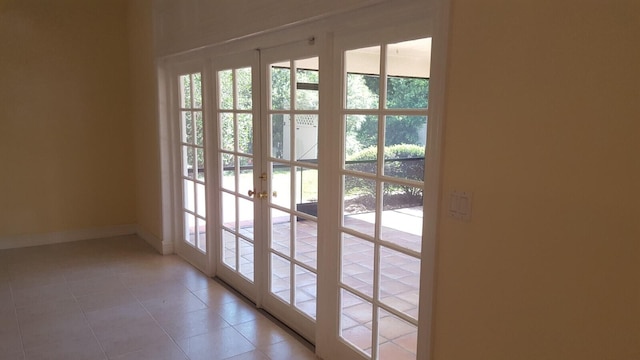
379, 246, 420, 320
239, 239, 254, 281
184, 179, 195, 212
222, 229, 236, 269
221, 154, 235, 191
271, 65, 291, 110
237, 113, 253, 154
182, 111, 193, 144
183, 146, 194, 179
220, 113, 235, 151
383, 116, 426, 182
340, 289, 373, 356
196, 218, 206, 252
237, 197, 254, 241
196, 148, 205, 182
271, 164, 291, 210
236, 67, 252, 110
345, 46, 380, 110
271, 114, 289, 160
344, 115, 378, 173
271, 208, 291, 256
381, 183, 423, 253
218, 70, 233, 110
378, 308, 418, 360
295, 220, 317, 269
221, 192, 236, 230
294, 114, 318, 163
184, 212, 196, 245
192, 73, 202, 108
386, 38, 431, 110
195, 111, 204, 146
296, 167, 318, 213
295, 57, 319, 110
343, 176, 377, 238
196, 182, 206, 217
180, 74, 191, 109
271, 253, 291, 304
295, 265, 317, 319
341, 234, 374, 298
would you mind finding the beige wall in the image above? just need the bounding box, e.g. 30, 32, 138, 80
152, 0, 386, 56
434, 1, 640, 359
0, 0, 135, 239
128, 0, 162, 241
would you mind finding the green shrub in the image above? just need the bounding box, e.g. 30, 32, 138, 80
345, 144, 425, 197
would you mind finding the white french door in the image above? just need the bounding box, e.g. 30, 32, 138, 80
258, 43, 320, 341
168, 20, 440, 360
175, 65, 211, 273
210, 43, 320, 341
211, 51, 262, 299
325, 34, 434, 360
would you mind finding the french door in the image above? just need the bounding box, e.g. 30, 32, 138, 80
171, 27, 438, 360
324, 34, 434, 360
211, 43, 320, 341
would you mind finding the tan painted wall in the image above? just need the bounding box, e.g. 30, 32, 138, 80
0, 0, 135, 238
434, 1, 640, 359
128, 0, 162, 241
153, 0, 387, 56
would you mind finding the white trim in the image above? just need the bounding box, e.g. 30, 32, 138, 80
419, 1, 451, 359
136, 225, 173, 255
0, 224, 137, 250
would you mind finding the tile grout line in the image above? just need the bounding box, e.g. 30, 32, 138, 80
9, 279, 27, 360
71, 281, 110, 360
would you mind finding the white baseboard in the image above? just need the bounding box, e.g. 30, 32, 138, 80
136, 226, 174, 255
0, 224, 137, 250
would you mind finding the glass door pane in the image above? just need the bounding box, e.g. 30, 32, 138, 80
214, 59, 260, 296
339, 38, 431, 360
262, 53, 320, 340
177, 71, 209, 270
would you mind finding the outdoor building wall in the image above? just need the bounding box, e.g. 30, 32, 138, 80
0, 0, 136, 244
434, 1, 640, 359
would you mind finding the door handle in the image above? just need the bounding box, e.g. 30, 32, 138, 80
248, 189, 268, 199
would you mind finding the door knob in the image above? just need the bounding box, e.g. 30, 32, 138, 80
248, 189, 256, 197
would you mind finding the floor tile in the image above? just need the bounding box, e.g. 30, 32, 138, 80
232, 316, 294, 349
109, 338, 187, 360
177, 327, 256, 360
141, 291, 207, 317
92, 317, 171, 358
11, 282, 73, 306
127, 279, 191, 302
23, 332, 105, 360
76, 288, 137, 312
68, 274, 127, 297
214, 299, 262, 326
224, 350, 271, 360
191, 282, 239, 308
85, 302, 153, 332
262, 340, 317, 360
19, 311, 90, 349
154, 307, 231, 340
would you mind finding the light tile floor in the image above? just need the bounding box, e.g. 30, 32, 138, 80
0, 235, 316, 360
